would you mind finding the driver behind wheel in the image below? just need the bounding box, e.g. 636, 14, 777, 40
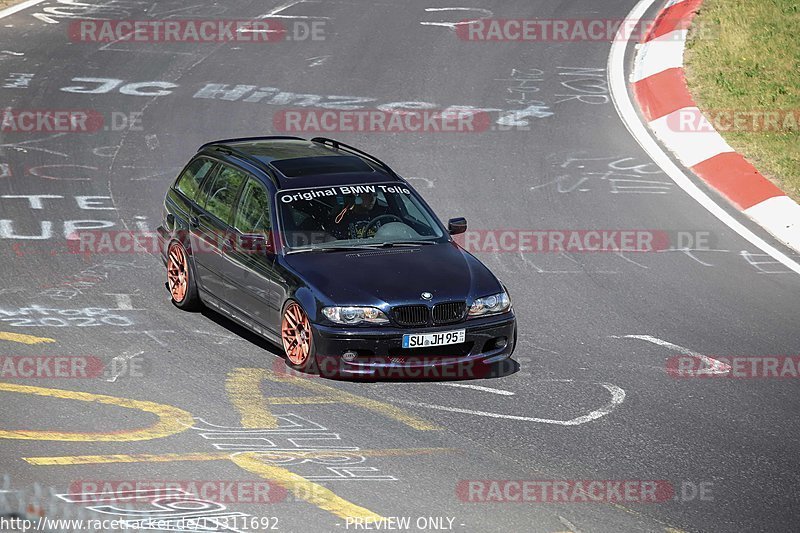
332, 192, 390, 239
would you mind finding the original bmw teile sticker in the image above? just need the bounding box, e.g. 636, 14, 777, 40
279, 184, 411, 203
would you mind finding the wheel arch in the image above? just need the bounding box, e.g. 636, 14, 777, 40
283, 287, 320, 323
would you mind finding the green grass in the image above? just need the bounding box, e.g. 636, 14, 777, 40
0, 0, 23, 10
684, 0, 800, 200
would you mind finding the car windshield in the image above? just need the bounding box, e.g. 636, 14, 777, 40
277, 183, 447, 251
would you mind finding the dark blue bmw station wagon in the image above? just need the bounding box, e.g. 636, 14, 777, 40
157, 136, 516, 378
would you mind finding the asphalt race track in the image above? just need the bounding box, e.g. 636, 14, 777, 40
1, 1, 799, 532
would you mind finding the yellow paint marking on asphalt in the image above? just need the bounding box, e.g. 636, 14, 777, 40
24, 447, 455, 466
231, 368, 439, 431
226, 368, 279, 428
0, 332, 56, 345
224, 368, 439, 521
0, 383, 193, 441
231, 452, 384, 523
24, 452, 230, 466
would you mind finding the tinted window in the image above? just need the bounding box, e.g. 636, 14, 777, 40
277, 183, 445, 249
203, 164, 247, 224
234, 179, 272, 234
396, 191, 429, 225
175, 158, 215, 202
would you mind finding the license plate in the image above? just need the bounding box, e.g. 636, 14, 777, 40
402, 329, 466, 348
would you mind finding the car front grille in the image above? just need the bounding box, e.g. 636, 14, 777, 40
392, 301, 466, 327
432, 301, 466, 325
392, 305, 429, 327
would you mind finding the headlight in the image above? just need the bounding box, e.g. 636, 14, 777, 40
322, 306, 389, 325
468, 291, 511, 317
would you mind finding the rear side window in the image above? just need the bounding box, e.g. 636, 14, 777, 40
234, 179, 272, 235
175, 158, 215, 203
203, 164, 248, 224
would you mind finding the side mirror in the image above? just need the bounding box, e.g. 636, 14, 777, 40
448, 217, 467, 235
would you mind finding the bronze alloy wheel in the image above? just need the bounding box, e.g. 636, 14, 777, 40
282, 302, 313, 366
167, 242, 189, 303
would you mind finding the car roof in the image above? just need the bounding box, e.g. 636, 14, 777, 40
197, 136, 402, 190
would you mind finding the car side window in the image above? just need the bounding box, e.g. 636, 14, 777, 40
175, 158, 215, 203
203, 164, 247, 224
234, 179, 272, 235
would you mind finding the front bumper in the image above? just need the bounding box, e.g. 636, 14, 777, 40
312, 312, 516, 378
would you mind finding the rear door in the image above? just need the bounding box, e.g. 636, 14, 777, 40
225, 177, 283, 334
189, 163, 247, 298
165, 156, 218, 256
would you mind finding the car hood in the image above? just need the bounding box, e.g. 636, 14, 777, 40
283, 242, 502, 306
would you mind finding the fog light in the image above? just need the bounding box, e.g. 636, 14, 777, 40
487, 337, 507, 351
342, 350, 358, 362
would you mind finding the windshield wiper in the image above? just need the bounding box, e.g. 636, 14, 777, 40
378, 240, 438, 247
286, 245, 383, 254
287, 241, 437, 254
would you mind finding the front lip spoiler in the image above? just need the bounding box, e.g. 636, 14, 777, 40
329, 347, 513, 375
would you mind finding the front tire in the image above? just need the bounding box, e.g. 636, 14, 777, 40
281, 301, 318, 373
167, 241, 201, 310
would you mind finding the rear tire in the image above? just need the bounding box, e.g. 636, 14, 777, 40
167, 241, 201, 311
281, 301, 318, 374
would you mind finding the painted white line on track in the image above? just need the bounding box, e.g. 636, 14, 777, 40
613, 334, 730, 374
559, 515, 583, 533
607, 0, 800, 276
438, 383, 515, 396
395, 380, 625, 426
258, 0, 330, 20
106, 350, 144, 382
0, 0, 46, 19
